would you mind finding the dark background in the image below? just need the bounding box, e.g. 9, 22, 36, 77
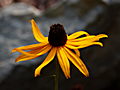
0, 0, 120, 90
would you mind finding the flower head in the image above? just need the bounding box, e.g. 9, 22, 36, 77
12, 19, 108, 79
48, 24, 67, 46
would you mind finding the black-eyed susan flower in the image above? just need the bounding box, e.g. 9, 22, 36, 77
12, 19, 108, 79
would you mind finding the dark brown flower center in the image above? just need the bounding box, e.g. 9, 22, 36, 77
48, 24, 67, 47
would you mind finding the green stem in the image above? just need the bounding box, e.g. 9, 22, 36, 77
54, 59, 59, 90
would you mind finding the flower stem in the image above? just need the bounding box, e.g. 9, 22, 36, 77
54, 59, 59, 90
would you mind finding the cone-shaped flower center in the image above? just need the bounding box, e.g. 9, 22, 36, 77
48, 24, 67, 47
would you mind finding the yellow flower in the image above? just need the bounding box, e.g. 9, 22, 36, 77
12, 19, 108, 79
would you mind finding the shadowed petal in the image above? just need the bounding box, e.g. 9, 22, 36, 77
16, 44, 52, 62
68, 31, 89, 39
57, 47, 70, 79
64, 47, 89, 77
31, 19, 48, 42
34, 47, 57, 77
74, 49, 80, 57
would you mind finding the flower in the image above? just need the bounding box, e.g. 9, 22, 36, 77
12, 19, 108, 79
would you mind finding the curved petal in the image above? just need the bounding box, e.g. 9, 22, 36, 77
12, 44, 51, 57
68, 36, 95, 42
12, 48, 36, 56
57, 47, 70, 79
68, 31, 89, 40
36, 44, 52, 56
63, 47, 89, 77
74, 49, 80, 57
68, 34, 108, 45
34, 47, 57, 77
65, 42, 103, 49
12, 42, 48, 53
31, 19, 48, 42
16, 44, 52, 62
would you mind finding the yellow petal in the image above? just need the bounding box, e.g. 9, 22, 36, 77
74, 49, 80, 57
57, 47, 70, 79
13, 44, 51, 57
31, 19, 47, 42
13, 48, 36, 56
65, 42, 103, 49
36, 44, 52, 56
16, 49, 40, 62
64, 47, 89, 77
77, 34, 108, 43
67, 34, 107, 46
16, 44, 52, 62
68, 31, 89, 39
12, 42, 48, 53
97, 34, 108, 38
68, 35, 95, 42
16, 56, 38, 62
34, 47, 57, 77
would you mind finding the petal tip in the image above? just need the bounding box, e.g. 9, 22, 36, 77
100, 43, 103, 47
96, 42, 103, 47
11, 49, 16, 53
102, 34, 108, 38
85, 73, 89, 77
34, 69, 40, 77
98, 34, 108, 39
65, 75, 70, 79
15, 59, 20, 62
31, 19, 34, 22
105, 35, 108, 38
34, 73, 40, 77
83, 71, 89, 77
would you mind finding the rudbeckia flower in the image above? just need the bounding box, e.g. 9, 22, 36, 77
12, 19, 108, 79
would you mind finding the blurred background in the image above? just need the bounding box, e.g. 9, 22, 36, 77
0, 0, 120, 90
